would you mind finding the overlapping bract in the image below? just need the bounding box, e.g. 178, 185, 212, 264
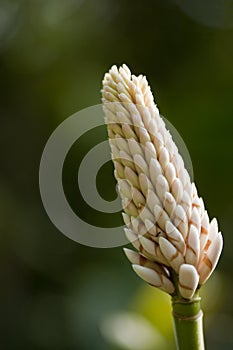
102, 64, 223, 299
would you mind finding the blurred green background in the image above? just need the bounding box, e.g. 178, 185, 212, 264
1, 0, 233, 349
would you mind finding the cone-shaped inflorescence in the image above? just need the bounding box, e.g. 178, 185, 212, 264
102, 64, 223, 299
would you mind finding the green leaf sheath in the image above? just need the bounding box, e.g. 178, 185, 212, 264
172, 294, 205, 350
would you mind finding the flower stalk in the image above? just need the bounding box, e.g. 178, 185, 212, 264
172, 294, 204, 350
101, 64, 223, 349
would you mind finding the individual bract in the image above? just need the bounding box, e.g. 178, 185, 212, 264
102, 64, 223, 300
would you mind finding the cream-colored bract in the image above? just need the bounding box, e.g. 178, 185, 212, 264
102, 64, 223, 299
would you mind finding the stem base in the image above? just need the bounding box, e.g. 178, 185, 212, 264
172, 294, 205, 350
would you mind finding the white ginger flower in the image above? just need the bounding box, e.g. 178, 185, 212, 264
102, 64, 223, 299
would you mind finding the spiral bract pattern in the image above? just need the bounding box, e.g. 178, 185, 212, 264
102, 64, 223, 299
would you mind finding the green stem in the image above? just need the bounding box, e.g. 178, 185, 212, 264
171, 293, 205, 350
